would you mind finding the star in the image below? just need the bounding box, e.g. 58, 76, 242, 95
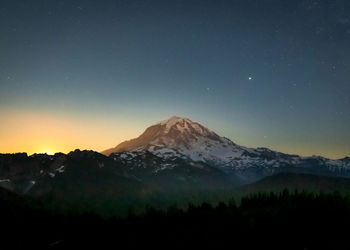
248, 76, 252, 80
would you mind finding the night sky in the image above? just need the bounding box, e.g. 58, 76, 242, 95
0, 0, 349, 158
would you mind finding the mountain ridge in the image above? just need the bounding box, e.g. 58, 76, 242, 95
0, 116, 349, 216
101, 116, 224, 156
102, 116, 350, 183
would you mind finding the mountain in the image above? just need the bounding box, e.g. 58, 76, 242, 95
103, 116, 249, 165
103, 116, 350, 183
0, 149, 239, 216
0, 151, 144, 196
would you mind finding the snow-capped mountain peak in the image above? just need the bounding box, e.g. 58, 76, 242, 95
102, 116, 350, 183
156, 116, 215, 137
102, 116, 243, 165
158, 116, 190, 126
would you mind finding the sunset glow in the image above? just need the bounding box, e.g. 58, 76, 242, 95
0, 108, 348, 159
0, 109, 142, 155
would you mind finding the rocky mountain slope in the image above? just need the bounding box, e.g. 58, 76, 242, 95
104, 116, 350, 182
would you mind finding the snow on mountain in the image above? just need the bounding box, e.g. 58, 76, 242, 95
103, 116, 350, 180
103, 116, 249, 165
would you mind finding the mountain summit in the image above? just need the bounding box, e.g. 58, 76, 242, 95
102, 116, 246, 165
102, 116, 350, 182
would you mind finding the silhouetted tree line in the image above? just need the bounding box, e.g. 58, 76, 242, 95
2, 189, 350, 249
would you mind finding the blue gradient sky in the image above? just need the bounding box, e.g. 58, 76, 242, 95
0, 0, 349, 158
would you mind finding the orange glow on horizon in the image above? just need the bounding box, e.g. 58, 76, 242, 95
0, 109, 348, 159
0, 110, 141, 155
